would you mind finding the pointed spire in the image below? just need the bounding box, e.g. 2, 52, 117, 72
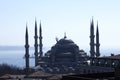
40, 21, 42, 34
91, 18, 94, 24
25, 24, 30, 72
39, 21, 43, 57
35, 19, 37, 36
34, 19, 38, 66
25, 23, 29, 47
96, 21, 99, 36
96, 21, 100, 57
91, 18, 94, 32
25, 24, 28, 39
90, 18, 95, 57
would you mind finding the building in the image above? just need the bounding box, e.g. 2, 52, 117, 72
38, 36, 89, 73
25, 19, 101, 74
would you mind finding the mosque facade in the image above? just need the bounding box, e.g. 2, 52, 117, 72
25, 19, 102, 74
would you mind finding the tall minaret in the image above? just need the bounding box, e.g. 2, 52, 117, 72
39, 21, 43, 57
25, 25, 29, 70
34, 20, 38, 66
90, 19, 95, 57
96, 22, 100, 57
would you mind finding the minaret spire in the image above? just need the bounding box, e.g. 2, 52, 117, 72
25, 24, 29, 71
96, 22, 100, 57
90, 18, 95, 57
34, 19, 38, 66
39, 21, 43, 57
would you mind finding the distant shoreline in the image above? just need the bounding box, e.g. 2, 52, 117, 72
0, 46, 120, 56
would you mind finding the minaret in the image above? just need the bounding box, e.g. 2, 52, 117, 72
96, 22, 100, 57
39, 21, 43, 57
90, 19, 95, 57
34, 20, 38, 66
25, 25, 29, 71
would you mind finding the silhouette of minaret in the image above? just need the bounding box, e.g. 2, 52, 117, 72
96, 22, 100, 57
90, 19, 95, 57
39, 21, 43, 57
25, 25, 29, 71
34, 20, 38, 66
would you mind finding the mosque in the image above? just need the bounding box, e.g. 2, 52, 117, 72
25, 19, 103, 74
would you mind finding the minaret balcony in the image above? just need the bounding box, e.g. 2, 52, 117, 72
25, 45, 29, 48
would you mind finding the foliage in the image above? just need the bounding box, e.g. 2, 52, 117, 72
0, 63, 24, 76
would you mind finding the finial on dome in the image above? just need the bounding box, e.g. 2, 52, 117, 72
64, 32, 67, 39
56, 37, 59, 42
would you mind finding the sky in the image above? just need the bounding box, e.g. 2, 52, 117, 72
0, 0, 120, 49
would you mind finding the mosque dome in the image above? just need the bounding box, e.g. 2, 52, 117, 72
50, 38, 79, 55
54, 38, 79, 49
44, 37, 88, 63
56, 38, 74, 45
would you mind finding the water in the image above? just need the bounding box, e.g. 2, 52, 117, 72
0, 46, 120, 68
0, 49, 35, 68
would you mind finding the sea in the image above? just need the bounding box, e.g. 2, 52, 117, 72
0, 46, 120, 68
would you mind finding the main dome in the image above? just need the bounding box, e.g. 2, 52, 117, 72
44, 37, 88, 63
56, 38, 74, 45
50, 38, 79, 55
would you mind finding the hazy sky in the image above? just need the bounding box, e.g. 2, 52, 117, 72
0, 0, 120, 49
